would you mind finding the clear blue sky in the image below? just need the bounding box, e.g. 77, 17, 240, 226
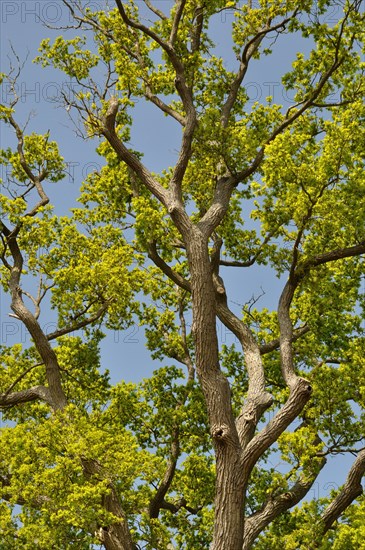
0, 0, 353, 497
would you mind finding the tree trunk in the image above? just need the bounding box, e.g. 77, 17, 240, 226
186, 228, 245, 550
82, 458, 136, 550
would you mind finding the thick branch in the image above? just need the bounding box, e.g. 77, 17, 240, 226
102, 97, 192, 235
147, 241, 191, 292
82, 457, 135, 550
243, 468, 326, 549
215, 282, 273, 448
190, 6, 204, 53
169, 0, 187, 46
102, 97, 169, 207
278, 241, 365, 387
197, 176, 236, 237
0, 385, 52, 408
2, 223, 67, 410
319, 449, 365, 535
277, 277, 299, 387
168, 92, 196, 202
114, 0, 196, 199
242, 378, 312, 471
216, 297, 271, 388
299, 242, 365, 273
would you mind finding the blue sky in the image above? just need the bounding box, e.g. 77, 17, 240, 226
0, 0, 356, 497
0, 0, 289, 378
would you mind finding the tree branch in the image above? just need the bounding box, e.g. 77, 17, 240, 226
221, 10, 300, 127
2, 363, 43, 397
132, 39, 186, 126
159, 497, 201, 515
114, 0, 193, 117
278, 241, 365, 387
319, 449, 365, 535
215, 288, 273, 448
242, 378, 312, 470
243, 458, 326, 549
46, 302, 110, 341
190, 5, 204, 53
259, 324, 310, 355
81, 457, 135, 550
169, 0, 187, 46
147, 241, 191, 292
149, 428, 180, 518
298, 242, 365, 274
7, 115, 50, 217
0, 385, 52, 408
220, 231, 276, 268
114, 0, 197, 200
102, 97, 170, 207
144, 87, 186, 125
1, 223, 67, 410
234, 8, 358, 187
143, 0, 167, 21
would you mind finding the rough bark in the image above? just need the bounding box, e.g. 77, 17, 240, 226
20, 3, 365, 548
0, 385, 52, 408
319, 449, 365, 536
1, 223, 67, 411
185, 228, 245, 550
82, 458, 136, 550
243, 445, 327, 549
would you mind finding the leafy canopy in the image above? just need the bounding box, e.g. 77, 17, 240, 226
1, 1, 365, 549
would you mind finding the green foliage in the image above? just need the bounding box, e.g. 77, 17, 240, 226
0, 405, 157, 548
1, 0, 364, 548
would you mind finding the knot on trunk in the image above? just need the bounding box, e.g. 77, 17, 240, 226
242, 408, 255, 424
211, 423, 230, 442
296, 377, 312, 395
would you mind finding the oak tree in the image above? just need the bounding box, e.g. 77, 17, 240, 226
1, 1, 365, 549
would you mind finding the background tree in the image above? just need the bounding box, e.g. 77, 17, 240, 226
1, 1, 365, 549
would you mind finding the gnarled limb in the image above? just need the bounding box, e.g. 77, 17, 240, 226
102, 97, 191, 235
82, 457, 136, 550
1, 222, 67, 411
215, 292, 273, 448
319, 449, 365, 536
242, 378, 312, 471
243, 460, 326, 549
0, 385, 52, 408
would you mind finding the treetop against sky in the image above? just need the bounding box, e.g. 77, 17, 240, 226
0, 1, 365, 549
